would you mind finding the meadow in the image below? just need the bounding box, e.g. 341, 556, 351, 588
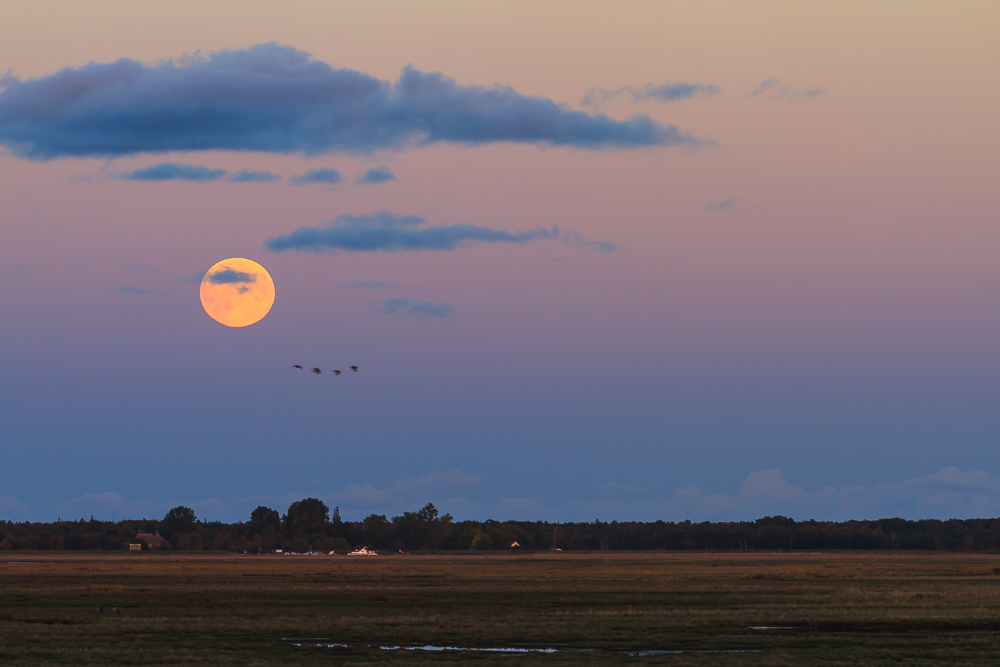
3, 551, 1000, 665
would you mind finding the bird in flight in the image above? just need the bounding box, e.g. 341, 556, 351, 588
292, 365, 303, 369
311, 367, 322, 374
350, 366, 359, 372
332, 370, 342, 376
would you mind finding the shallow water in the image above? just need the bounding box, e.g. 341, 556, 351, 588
285, 640, 760, 655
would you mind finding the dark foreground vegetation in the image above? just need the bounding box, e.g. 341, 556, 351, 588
6, 498, 1000, 553
4, 552, 1000, 665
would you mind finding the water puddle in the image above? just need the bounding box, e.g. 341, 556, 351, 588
284, 640, 760, 655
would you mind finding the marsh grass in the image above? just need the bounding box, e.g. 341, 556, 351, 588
2, 552, 1000, 664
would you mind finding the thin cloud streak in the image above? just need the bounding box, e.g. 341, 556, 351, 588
0, 44, 705, 159
341, 280, 400, 290
267, 211, 558, 253
582, 80, 720, 107
379, 298, 455, 319
289, 168, 341, 185
119, 285, 166, 295
119, 162, 226, 182
745, 77, 825, 101
228, 169, 280, 182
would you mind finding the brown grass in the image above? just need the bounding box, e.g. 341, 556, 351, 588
2, 551, 1000, 664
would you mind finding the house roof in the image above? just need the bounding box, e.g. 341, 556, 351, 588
135, 532, 168, 547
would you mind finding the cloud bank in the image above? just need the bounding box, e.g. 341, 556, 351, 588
582, 80, 720, 107
267, 211, 557, 253
379, 298, 455, 319
7, 467, 1000, 523
583, 467, 1000, 523
120, 162, 226, 182
0, 43, 704, 159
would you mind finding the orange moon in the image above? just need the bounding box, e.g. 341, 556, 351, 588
199, 258, 275, 327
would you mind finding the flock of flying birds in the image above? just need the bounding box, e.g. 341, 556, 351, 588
292, 364, 358, 376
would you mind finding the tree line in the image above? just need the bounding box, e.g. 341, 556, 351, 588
4, 500, 1000, 552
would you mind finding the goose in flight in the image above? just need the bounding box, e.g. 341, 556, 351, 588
350, 366, 359, 372
332, 370, 342, 376
311, 367, 322, 374
292, 365, 303, 369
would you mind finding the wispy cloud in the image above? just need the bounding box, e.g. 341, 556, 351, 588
582, 80, 720, 108
120, 162, 227, 182
378, 298, 455, 319
228, 169, 280, 183
289, 168, 341, 185
178, 270, 207, 284
267, 211, 557, 253
745, 77, 825, 101
562, 231, 616, 253
0, 44, 705, 159
356, 165, 396, 184
341, 280, 400, 290
119, 285, 166, 295
708, 199, 734, 211
124, 262, 159, 271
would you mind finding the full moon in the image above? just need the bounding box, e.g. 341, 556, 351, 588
200, 258, 275, 327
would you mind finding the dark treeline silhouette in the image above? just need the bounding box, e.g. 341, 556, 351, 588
4, 501, 1000, 552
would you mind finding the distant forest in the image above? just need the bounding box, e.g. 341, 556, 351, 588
4, 499, 1000, 552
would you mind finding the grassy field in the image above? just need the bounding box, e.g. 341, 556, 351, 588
3, 551, 1000, 665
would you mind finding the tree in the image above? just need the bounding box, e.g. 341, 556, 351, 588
160, 506, 197, 539
283, 498, 330, 534
416, 503, 439, 524
363, 514, 389, 547
250, 506, 280, 533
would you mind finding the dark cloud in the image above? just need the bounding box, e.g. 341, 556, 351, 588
582, 80, 720, 107
120, 285, 166, 295
0, 43, 705, 159
745, 77, 825, 101
207, 267, 257, 284
709, 199, 734, 210
228, 169, 280, 182
289, 168, 342, 185
341, 280, 400, 289
120, 162, 227, 182
380, 298, 455, 319
356, 165, 396, 184
267, 211, 556, 253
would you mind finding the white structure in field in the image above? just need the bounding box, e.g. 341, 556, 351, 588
347, 546, 378, 556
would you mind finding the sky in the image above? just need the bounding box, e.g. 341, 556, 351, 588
1, 1, 999, 523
